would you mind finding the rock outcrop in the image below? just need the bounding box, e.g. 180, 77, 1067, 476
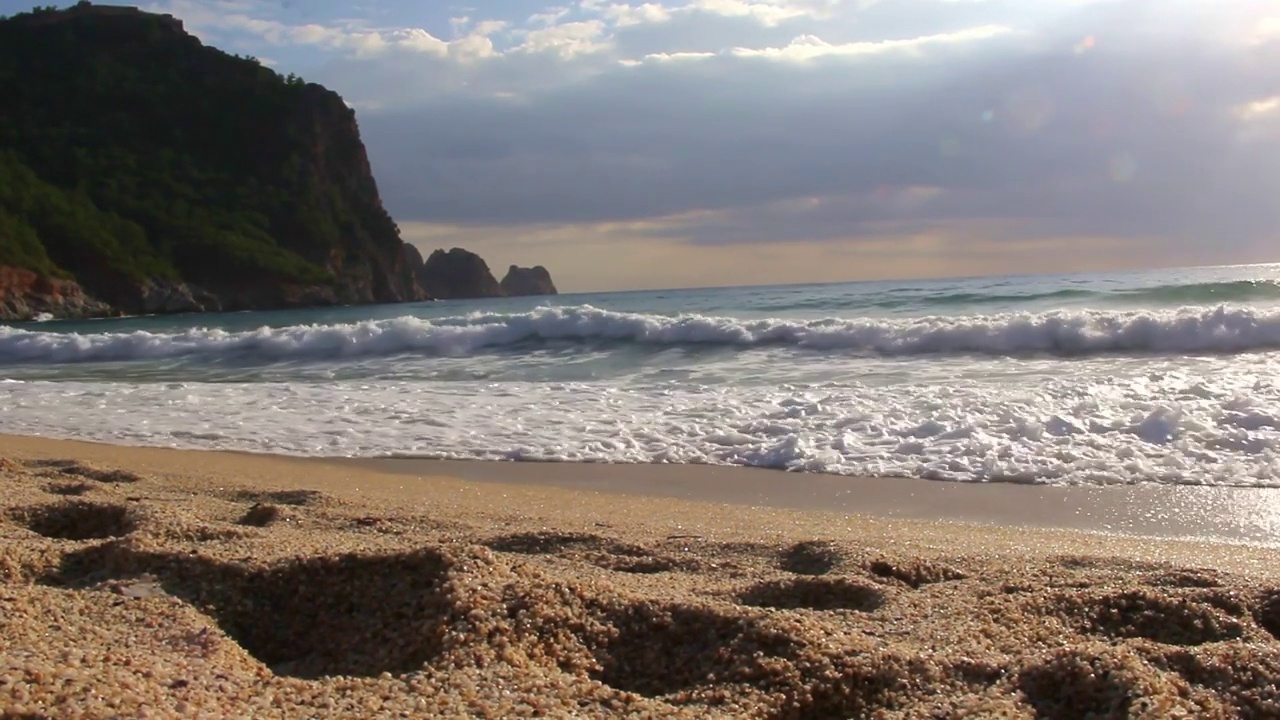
410, 250, 561, 301
0, 267, 113, 320
500, 265, 558, 296
416, 249, 503, 300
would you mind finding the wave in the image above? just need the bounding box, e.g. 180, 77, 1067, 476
1112, 279, 1280, 305
6, 304, 1280, 364
755, 288, 1096, 312
752, 280, 1280, 314
982, 280, 1280, 307
911, 288, 1096, 307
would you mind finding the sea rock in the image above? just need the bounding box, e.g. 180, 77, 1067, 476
416, 248, 503, 300
500, 265, 558, 296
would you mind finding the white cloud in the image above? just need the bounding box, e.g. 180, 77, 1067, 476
684, 0, 840, 27
633, 50, 717, 62
530, 6, 573, 26
1234, 95, 1280, 143
142, 0, 1280, 279
512, 20, 611, 57
1254, 16, 1280, 45
1237, 96, 1280, 121
728, 24, 1011, 60
473, 20, 511, 36
583, 1, 674, 27
392, 28, 450, 56
146, 0, 497, 59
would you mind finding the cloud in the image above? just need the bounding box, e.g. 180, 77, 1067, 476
726, 24, 1011, 60
511, 19, 610, 57
684, 0, 842, 27
139, 0, 1280, 286
1238, 96, 1280, 122
581, 1, 673, 27
335, 0, 1280, 267
530, 6, 573, 26
145, 0, 491, 59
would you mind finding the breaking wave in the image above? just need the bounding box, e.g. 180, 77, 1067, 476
4, 304, 1280, 364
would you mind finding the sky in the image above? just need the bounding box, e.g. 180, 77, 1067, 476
6, 0, 1280, 292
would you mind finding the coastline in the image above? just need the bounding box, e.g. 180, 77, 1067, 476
5, 433, 1280, 546
352, 456, 1280, 547
4, 432, 1280, 717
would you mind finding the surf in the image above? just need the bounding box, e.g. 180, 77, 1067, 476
4, 303, 1280, 364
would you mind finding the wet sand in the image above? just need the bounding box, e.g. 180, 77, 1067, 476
3, 434, 1280, 718
354, 456, 1280, 546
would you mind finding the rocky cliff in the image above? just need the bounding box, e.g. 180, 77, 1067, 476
0, 266, 112, 320
0, 3, 555, 321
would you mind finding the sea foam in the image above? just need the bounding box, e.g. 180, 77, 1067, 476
4, 358, 1280, 486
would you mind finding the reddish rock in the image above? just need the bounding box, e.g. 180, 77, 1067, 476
0, 266, 113, 321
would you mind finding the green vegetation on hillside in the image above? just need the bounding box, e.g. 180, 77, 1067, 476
0, 2, 408, 308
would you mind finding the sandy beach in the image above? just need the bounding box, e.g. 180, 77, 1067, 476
4, 433, 1280, 718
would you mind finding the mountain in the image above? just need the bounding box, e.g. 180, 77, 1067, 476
0, 3, 556, 321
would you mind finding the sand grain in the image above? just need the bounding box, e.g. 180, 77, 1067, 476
2, 438, 1280, 718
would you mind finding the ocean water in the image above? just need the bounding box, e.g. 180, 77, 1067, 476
6, 263, 1280, 487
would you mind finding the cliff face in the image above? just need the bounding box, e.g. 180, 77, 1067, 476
0, 267, 112, 320
0, 3, 435, 320
0, 3, 561, 321
500, 265, 559, 296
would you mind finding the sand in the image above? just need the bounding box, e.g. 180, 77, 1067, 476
3, 435, 1280, 718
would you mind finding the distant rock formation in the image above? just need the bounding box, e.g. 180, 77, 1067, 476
416, 248, 503, 300
500, 265, 558, 296
410, 250, 560, 300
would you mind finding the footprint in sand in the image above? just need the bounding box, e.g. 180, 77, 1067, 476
486, 530, 689, 574
42, 481, 94, 497
866, 558, 967, 588
779, 540, 844, 576
1067, 590, 1244, 646
738, 577, 885, 612
590, 603, 800, 698
27, 459, 142, 484
13, 500, 139, 541
1254, 590, 1280, 641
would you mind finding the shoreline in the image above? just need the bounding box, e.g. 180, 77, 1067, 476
5, 432, 1280, 717
3, 432, 1279, 546
0, 430, 1274, 543
350, 456, 1280, 547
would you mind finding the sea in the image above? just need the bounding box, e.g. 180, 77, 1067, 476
4, 263, 1280, 487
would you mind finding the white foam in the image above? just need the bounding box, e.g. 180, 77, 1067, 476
4, 352, 1280, 486
7, 304, 1280, 363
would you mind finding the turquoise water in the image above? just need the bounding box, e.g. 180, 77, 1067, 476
26, 262, 1280, 334
4, 263, 1280, 485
